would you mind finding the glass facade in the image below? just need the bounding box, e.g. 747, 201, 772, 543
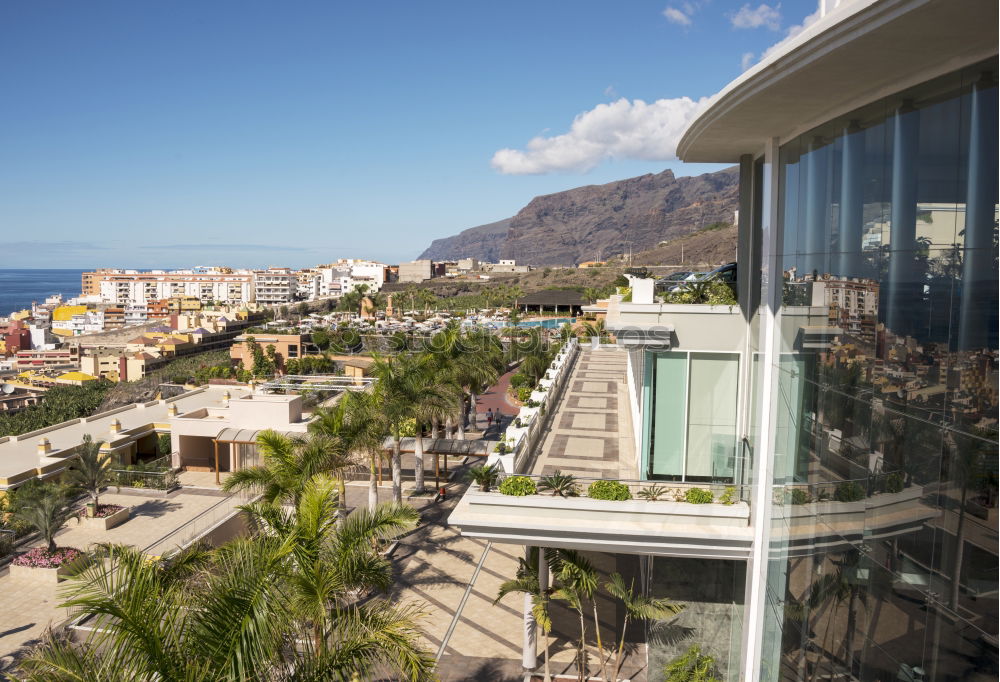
643, 351, 740, 482
759, 60, 999, 680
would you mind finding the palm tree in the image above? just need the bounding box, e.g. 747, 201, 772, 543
580, 319, 609, 344
606, 572, 683, 681
944, 428, 992, 609
241, 474, 421, 656
411, 381, 454, 494
556, 550, 606, 681
13, 484, 74, 553
222, 430, 335, 506
494, 547, 553, 682
309, 399, 372, 517
20, 530, 435, 681
370, 353, 445, 504
64, 434, 114, 515
321, 390, 387, 510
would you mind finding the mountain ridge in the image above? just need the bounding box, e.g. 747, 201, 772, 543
418, 166, 739, 265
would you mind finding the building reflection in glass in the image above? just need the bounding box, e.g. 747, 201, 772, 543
760, 59, 998, 681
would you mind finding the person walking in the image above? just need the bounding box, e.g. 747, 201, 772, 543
486, 408, 494, 429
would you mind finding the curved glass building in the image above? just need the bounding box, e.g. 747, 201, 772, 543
678, 0, 998, 679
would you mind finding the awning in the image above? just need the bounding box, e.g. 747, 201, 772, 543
214, 428, 301, 444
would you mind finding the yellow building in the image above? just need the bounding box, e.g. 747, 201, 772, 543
55, 371, 99, 386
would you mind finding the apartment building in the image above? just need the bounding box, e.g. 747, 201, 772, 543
451, 2, 998, 680
251, 268, 298, 305
397, 259, 433, 283
85, 269, 254, 306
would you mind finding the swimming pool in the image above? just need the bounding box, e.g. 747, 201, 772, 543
517, 318, 576, 329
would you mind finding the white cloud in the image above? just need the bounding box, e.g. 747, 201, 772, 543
491, 96, 710, 175
662, 6, 692, 26
730, 3, 782, 30
760, 7, 821, 60
740, 51, 756, 71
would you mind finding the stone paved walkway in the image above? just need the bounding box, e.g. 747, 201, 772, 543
0, 489, 231, 665
532, 347, 637, 480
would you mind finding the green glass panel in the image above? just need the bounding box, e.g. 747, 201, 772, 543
649, 353, 686, 478
686, 353, 739, 481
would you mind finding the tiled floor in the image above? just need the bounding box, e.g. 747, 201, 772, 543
532, 348, 637, 481
0, 489, 230, 663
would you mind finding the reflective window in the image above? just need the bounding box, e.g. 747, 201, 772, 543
762, 59, 999, 680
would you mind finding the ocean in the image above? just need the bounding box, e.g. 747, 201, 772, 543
0, 269, 85, 317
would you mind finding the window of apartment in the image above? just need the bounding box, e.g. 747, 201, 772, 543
287, 344, 298, 358
644, 351, 740, 483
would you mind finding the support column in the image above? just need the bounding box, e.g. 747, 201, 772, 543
958, 75, 999, 350
213, 440, 220, 485
885, 102, 920, 336
837, 121, 865, 279
522, 546, 537, 670
803, 136, 829, 277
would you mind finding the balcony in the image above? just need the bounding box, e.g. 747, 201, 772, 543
447, 342, 753, 559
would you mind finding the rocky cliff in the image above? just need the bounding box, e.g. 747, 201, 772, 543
418, 166, 738, 265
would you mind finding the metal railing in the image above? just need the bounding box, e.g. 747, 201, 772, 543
491, 471, 751, 505
774, 473, 910, 505
112, 468, 179, 490
142, 489, 257, 557
0, 529, 15, 561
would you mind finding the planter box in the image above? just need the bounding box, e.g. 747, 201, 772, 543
78, 507, 131, 531
9, 559, 81, 583
114, 485, 178, 498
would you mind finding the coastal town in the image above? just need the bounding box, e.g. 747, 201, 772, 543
1, 1, 997, 681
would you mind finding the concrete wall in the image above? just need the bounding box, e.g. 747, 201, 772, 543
616, 304, 746, 352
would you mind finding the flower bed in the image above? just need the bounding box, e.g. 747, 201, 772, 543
86, 504, 126, 519
12, 546, 83, 568
78, 504, 131, 530
10, 547, 85, 583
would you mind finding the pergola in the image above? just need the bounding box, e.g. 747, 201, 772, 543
212, 428, 300, 485
515, 290, 587, 316
381, 437, 494, 489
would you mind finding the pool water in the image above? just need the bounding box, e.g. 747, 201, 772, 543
517, 318, 576, 329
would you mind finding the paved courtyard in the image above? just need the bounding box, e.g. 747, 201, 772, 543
0, 488, 228, 665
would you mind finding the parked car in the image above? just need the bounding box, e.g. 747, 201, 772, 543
667, 262, 738, 294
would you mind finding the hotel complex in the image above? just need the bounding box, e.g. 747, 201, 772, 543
451, 0, 997, 679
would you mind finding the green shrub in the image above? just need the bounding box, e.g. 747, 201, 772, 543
718, 486, 737, 505
834, 480, 865, 502
790, 488, 811, 505
664, 644, 721, 682
516, 386, 532, 402
157, 433, 172, 456
510, 373, 531, 389
637, 484, 670, 501
498, 476, 537, 497
685, 488, 714, 504
884, 472, 904, 493
587, 480, 631, 501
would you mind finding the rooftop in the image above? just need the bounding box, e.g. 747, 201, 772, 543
0, 385, 250, 486
678, 0, 996, 162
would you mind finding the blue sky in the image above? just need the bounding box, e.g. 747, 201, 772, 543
1, 1, 816, 269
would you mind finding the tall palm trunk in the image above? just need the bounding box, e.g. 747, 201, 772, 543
368, 453, 378, 510
391, 430, 403, 504
576, 608, 588, 682
592, 599, 608, 680
338, 478, 348, 519
414, 424, 426, 495
456, 409, 466, 440
432, 416, 441, 439
445, 415, 453, 439
613, 612, 630, 682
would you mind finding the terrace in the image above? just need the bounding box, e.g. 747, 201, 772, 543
448, 341, 754, 559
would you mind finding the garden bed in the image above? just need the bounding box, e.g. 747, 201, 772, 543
77, 504, 131, 530
9, 547, 85, 583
